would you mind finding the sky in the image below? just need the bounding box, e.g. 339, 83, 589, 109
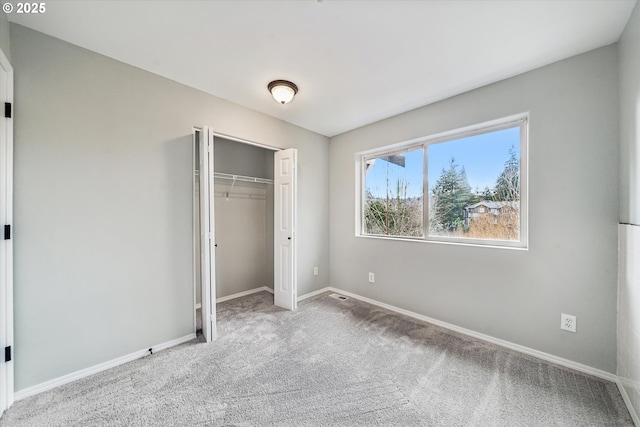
365, 126, 520, 198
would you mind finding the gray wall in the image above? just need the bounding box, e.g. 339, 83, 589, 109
214, 137, 272, 178
11, 24, 329, 391
214, 183, 270, 298
0, 10, 9, 61
329, 46, 620, 372
617, 2, 640, 416
620, 4, 640, 226
213, 137, 274, 298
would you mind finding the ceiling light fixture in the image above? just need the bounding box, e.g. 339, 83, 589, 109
268, 80, 298, 104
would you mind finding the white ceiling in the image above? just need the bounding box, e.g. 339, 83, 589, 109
8, 0, 637, 137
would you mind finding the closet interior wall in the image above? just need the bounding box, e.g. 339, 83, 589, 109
212, 137, 274, 299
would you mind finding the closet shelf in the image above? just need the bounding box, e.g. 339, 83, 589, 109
213, 172, 273, 185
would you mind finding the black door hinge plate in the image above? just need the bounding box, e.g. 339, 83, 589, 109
4, 102, 11, 118
4, 346, 11, 362
3, 224, 10, 240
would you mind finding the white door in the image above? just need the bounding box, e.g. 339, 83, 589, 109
0, 48, 13, 417
198, 127, 216, 342
274, 149, 297, 310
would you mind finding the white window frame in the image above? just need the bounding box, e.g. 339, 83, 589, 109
357, 114, 528, 249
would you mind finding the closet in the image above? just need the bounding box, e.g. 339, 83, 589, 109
212, 137, 275, 299
193, 134, 275, 335
194, 127, 297, 341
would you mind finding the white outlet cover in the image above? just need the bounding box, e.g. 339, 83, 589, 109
368, 272, 375, 283
561, 313, 577, 332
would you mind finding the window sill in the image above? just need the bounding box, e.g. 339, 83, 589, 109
355, 233, 528, 251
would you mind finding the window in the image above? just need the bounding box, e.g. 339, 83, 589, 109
360, 115, 527, 248
363, 146, 424, 237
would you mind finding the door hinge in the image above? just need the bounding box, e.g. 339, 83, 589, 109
4, 102, 11, 118
3, 224, 10, 240
4, 346, 11, 362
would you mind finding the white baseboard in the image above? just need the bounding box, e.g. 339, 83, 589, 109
18, 285, 274, 401
216, 286, 272, 303
304, 286, 618, 383
297, 286, 331, 301
616, 378, 640, 425
16, 287, 634, 421
14, 333, 196, 401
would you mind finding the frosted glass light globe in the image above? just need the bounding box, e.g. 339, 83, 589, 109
268, 80, 298, 104
271, 85, 295, 104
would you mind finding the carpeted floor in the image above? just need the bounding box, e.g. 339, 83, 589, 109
0, 291, 633, 426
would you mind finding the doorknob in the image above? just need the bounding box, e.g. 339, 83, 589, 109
288, 237, 291, 240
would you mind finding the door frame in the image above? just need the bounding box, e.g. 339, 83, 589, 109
191, 130, 297, 340
0, 47, 14, 417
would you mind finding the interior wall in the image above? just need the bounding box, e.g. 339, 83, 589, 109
0, 9, 10, 61
214, 137, 270, 177
620, 4, 640, 226
618, 2, 640, 416
213, 183, 268, 298
329, 45, 620, 373
213, 137, 274, 298
11, 23, 329, 391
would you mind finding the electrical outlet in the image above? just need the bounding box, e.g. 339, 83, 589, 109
561, 313, 577, 332
313, 266, 319, 276
368, 272, 375, 283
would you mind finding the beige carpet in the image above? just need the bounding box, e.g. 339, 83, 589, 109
0, 291, 633, 426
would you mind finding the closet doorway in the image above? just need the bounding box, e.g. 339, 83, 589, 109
193, 127, 297, 342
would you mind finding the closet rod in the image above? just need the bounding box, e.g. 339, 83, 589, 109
213, 172, 273, 185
